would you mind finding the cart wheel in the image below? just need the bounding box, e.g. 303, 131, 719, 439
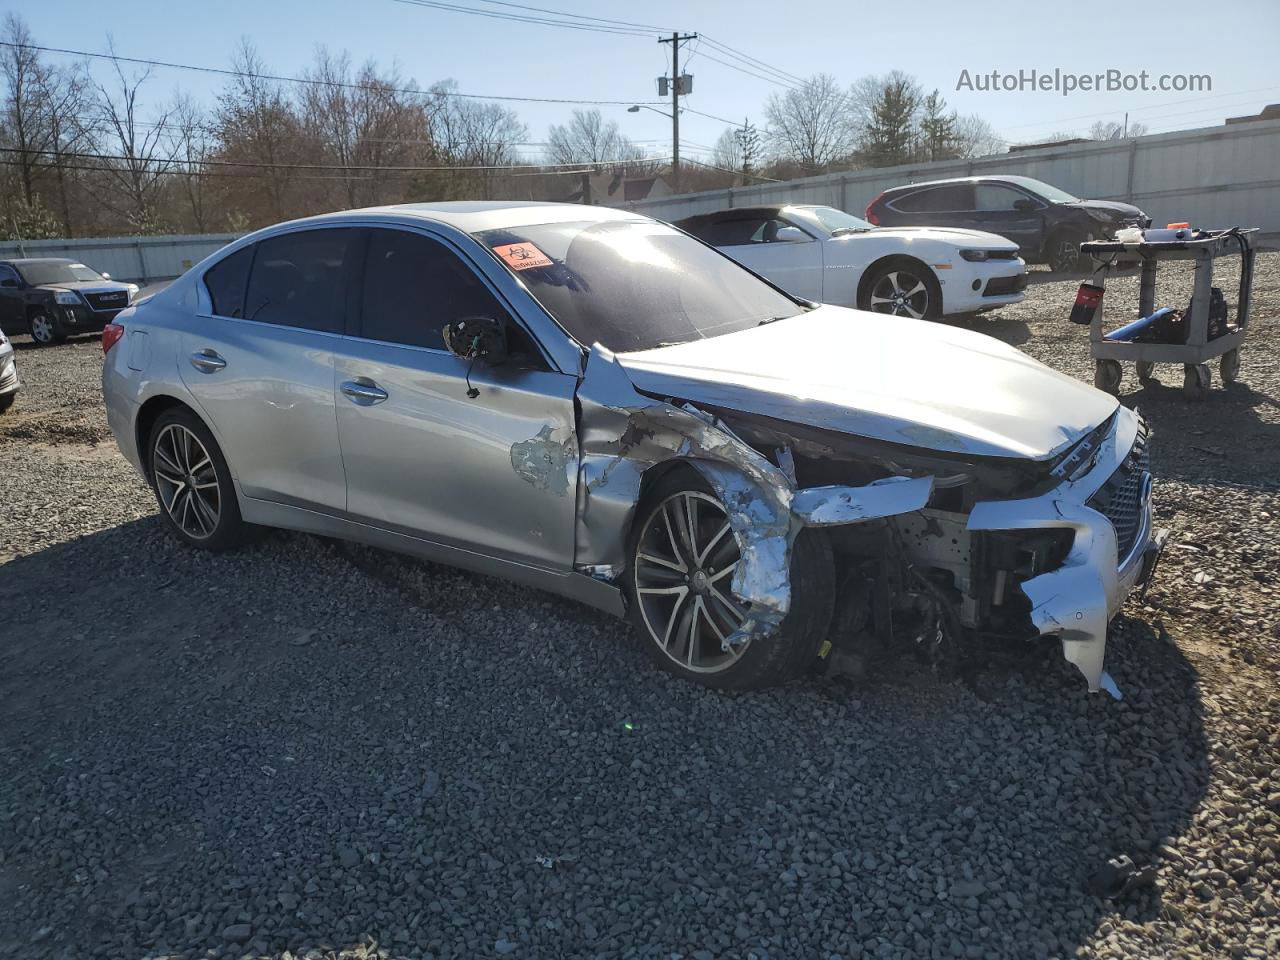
1094, 359, 1123, 396
1135, 361, 1155, 384
1183, 364, 1211, 401
1220, 348, 1240, 385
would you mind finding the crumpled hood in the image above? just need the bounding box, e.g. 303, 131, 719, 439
616, 305, 1118, 461
1062, 199, 1148, 221
857, 226, 1019, 250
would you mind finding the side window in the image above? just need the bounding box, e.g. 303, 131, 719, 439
698, 217, 771, 246
891, 185, 973, 212
203, 246, 254, 318
243, 229, 357, 333
748, 219, 800, 243
360, 229, 515, 352
974, 185, 1028, 211
0, 264, 20, 286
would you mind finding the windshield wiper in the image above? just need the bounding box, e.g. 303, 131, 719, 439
756, 315, 790, 326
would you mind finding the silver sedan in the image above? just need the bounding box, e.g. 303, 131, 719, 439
102, 202, 1163, 693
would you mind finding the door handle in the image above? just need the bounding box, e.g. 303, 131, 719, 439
340, 378, 389, 406
189, 349, 226, 373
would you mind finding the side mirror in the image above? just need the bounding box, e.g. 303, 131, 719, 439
443, 316, 509, 366
101, 272, 111, 280
1013, 198, 1036, 212
773, 226, 808, 243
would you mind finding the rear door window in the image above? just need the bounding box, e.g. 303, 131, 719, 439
891, 184, 974, 212
203, 246, 254, 318
974, 184, 1029, 211
243, 229, 358, 333
359, 228, 514, 351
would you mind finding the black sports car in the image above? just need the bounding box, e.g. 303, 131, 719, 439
0, 258, 139, 345
864, 176, 1150, 273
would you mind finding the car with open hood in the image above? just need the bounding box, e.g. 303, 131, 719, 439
0, 257, 140, 345
101, 201, 1164, 696
675, 204, 1026, 321
864, 175, 1151, 273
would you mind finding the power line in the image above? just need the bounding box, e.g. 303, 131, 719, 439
393, 0, 660, 37
698, 36, 806, 88
0, 41, 665, 107
466, 0, 674, 33
998, 84, 1280, 134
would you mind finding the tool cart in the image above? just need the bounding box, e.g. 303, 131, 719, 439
1077, 228, 1257, 400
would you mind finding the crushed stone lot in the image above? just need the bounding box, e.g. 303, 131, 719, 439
2, 255, 1279, 960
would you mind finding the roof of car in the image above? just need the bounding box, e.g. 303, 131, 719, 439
289, 200, 644, 234
0, 257, 79, 266
878, 175, 1049, 195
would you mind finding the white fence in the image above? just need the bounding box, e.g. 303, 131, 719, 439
0, 233, 241, 284
616, 119, 1280, 236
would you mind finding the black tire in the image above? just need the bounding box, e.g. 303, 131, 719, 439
1045, 229, 1088, 274
147, 406, 249, 551
28, 311, 65, 346
0, 391, 14, 414
858, 259, 943, 321
626, 467, 834, 691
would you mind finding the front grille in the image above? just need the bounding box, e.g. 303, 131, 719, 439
85, 291, 129, 312
984, 273, 1029, 297
1087, 421, 1150, 563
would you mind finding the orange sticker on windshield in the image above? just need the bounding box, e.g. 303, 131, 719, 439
492, 242, 553, 271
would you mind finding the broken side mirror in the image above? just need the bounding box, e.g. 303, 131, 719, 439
443, 316, 509, 366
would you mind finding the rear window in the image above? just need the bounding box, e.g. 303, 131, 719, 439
243, 229, 358, 333
203, 246, 254, 318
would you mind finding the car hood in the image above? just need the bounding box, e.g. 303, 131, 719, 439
1061, 199, 1148, 220
616, 305, 1118, 461
38, 280, 131, 293
850, 226, 1020, 250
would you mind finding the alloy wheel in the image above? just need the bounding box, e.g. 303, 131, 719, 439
633, 491, 750, 673
29, 314, 54, 344
868, 270, 929, 319
153, 423, 221, 539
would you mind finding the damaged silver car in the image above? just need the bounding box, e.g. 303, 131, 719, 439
101, 202, 1164, 695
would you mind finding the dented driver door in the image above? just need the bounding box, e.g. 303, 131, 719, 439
334, 227, 579, 570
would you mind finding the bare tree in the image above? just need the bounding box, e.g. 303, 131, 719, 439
545, 109, 639, 171
168, 92, 213, 231
1089, 119, 1149, 140
764, 73, 857, 174
954, 114, 1005, 158
94, 40, 177, 232
214, 40, 302, 222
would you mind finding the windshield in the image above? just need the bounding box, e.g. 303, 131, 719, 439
1006, 177, 1080, 204
803, 206, 874, 234
16, 261, 105, 285
474, 219, 804, 352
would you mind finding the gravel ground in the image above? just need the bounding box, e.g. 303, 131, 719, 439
2, 254, 1279, 960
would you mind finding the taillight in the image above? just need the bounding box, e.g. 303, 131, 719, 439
864, 192, 885, 225
102, 323, 125, 354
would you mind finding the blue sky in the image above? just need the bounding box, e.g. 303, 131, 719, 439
15, 0, 1280, 161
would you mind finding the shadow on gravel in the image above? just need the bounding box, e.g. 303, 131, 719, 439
1, 517, 1211, 960
939, 312, 1032, 346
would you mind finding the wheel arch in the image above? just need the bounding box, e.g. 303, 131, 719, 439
134, 395, 200, 481
856, 254, 943, 314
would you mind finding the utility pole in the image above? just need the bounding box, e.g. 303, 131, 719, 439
658, 32, 696, 194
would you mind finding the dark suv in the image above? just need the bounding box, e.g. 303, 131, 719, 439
864, 176, 1150, 273
0, 258, 138, 345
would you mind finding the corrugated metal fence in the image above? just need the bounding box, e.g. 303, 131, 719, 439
0, 233, 241, 284
616, 119, 1280, 235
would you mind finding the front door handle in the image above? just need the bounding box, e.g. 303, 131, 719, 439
189, 349, 226, 373
340, 378, 389, 406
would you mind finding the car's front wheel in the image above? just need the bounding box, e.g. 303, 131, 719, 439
860, 260, 942, 321
148, 407, 248, 551
627, 469, 833, 690
28, 311, 65, 346
1046, 229, 1088, 274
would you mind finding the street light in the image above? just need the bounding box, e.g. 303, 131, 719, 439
627, 104, 682, 191
627, 104, 674, 120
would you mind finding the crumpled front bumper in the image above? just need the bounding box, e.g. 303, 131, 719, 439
967, 407, 1164, 697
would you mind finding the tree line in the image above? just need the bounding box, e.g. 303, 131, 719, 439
1, 12, 1137, 239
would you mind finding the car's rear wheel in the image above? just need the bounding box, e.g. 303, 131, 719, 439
860, 261, 942, 321
627, 469, 833, 690
28, 311, 64, 346
148, 407, 248, 551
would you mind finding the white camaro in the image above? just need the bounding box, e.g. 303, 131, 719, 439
675, 204, 1028, 320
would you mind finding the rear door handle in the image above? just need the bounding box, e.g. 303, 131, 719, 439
340, 378, 389, 406
189, 349, 226, 373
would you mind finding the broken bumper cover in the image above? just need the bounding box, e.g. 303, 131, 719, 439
968, 407, 1163, 696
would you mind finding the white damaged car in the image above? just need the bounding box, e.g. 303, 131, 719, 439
675, 204, 1027, 320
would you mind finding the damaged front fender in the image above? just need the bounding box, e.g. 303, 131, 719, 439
574, 344, 932, 648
